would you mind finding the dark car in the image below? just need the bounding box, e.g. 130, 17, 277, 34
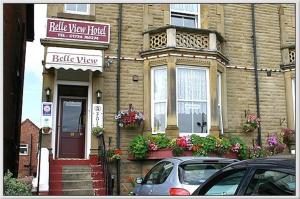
192, 157, 296, 196
132, 156, 238, 196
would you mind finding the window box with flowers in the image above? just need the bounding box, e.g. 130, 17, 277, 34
281, 128, 295, 152
242, 114, 260, 133
127, 134, 248, 160
115, 104, 144, 129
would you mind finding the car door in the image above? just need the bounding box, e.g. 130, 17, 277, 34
196, 168, 249, 196
136, 162, 166, 195
243, 169, 296, 195
151, 161, 174, 195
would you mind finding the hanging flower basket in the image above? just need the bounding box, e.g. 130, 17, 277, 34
115, 104, 144, 129
242, 114, 260, 133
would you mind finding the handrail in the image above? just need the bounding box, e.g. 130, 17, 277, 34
98, 133, 114, 195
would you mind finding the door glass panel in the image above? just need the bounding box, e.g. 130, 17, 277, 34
62, 101, 82, 132
205, 169, 246, 196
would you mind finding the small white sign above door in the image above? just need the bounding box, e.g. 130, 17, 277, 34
92, 104, 103, 128
45, 47, 103, 72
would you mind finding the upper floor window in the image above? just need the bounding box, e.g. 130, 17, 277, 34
64, 4, 90, 15
19, 144, 28, 155
170, 4, 200, 28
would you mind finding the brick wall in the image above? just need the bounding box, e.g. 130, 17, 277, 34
18, 119, 39, 178
44, 3, 295, 195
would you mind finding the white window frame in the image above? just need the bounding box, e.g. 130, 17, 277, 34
151, 66, 168, 134
217, 72, 223, 135
64, 4, 90, 15
292, 77, 295, 125
176, 66, 210, 137
19, 144, 29, 156
170, 4, 201, 28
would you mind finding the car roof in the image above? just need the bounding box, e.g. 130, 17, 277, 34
224, 157, 295, 169
160, 156, 239, 164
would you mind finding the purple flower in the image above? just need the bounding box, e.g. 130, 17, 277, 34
267, 135, 278, 146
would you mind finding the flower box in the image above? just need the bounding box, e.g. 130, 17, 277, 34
127, 149, 193, 160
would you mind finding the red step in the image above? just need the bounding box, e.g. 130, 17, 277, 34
48, 156, 107, 196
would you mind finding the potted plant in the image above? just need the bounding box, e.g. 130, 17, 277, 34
107, 148, 122, 162
92, 126, 104, 137
266, 133, 286, 156
242, 114, 260, 133
281, 128, 295, 152
128, 135, 148, 159
115, 104, 144, 129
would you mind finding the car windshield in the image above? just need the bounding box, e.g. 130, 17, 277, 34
179, 163, 228, 185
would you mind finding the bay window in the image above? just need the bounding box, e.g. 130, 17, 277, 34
170, 4, 200, 28
151, 67, 167, 134
176, 67, 209, 135
151, 65, 211, 136
64, 4, 90, 15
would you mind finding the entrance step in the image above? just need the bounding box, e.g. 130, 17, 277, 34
62, 188, 95, 196
49, 157, 107, 196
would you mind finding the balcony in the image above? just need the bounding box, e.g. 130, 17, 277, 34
140, 25, 228, 63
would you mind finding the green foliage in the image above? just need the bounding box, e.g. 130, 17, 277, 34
146, 133, 171, 149
215, 138, 231, 155
92, 126, 104, 136
4, 170, 32, 196
172, 145, 184, 156
129, 135, 148, 159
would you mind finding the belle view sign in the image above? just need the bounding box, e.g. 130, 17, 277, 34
47, 18, 110, 43
45, 47, 103, 72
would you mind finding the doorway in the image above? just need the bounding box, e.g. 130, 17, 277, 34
56, 85, 88, 158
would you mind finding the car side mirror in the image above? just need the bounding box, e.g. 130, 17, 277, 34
136, 177, 143, 184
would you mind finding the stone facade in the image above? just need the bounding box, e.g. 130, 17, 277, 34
18, 119, 39, 178
43, 3, 295, 195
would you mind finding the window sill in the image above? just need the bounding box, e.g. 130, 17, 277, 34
57, 12, 96, 21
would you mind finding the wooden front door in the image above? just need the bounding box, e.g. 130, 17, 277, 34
58, 97, 86, 158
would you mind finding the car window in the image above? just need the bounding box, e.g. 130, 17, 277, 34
179, 163, 228, 185
245, 169, 295, 195
143, 161, 173, 185
204, 169, 246, 196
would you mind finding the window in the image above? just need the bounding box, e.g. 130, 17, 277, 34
19, 144, 28, 155
179, 163, 228, 185
151, 67, 167, 134
143, 161, 173, 184
217, 72, 223, 134
170, 4, 200, 28
204, 169, 246, 196
292, 77, 295, 123
176, 67, 209, 135
245, 170, 295, 195
64, 4, 90, 15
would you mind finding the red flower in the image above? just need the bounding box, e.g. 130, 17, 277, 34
176, 137, 187, 148
114, 149, 122, 155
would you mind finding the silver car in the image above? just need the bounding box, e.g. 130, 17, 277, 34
132, 156, 238, 196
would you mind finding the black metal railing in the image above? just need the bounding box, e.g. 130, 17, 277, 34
98, 134, 114, 195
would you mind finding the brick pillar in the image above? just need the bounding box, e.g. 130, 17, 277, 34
209, 60, 220, 137
165, 56, 179, 138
